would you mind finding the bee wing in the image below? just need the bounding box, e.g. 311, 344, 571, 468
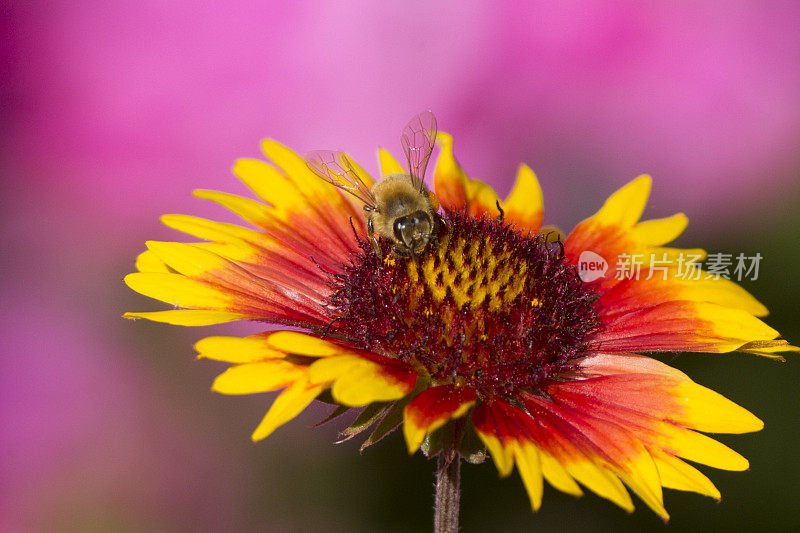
400, 110, 438, 192
305, 150, 378, 210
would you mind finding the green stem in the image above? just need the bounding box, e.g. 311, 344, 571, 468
434, 451, 461, 533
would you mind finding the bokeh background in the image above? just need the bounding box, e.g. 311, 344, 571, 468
3, 1, 799, 531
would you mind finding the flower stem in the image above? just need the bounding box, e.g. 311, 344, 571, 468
434, 451, 461, 533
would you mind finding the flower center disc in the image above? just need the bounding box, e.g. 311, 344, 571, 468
328, 210, 602, 399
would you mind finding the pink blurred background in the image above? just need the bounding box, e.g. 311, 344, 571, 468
3, 1, 799, 531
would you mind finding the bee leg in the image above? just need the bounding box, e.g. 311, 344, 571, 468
430, 212, 446, 249
495, 200, 505, 224
410, 248, 420, 269
367, 217, 381, 259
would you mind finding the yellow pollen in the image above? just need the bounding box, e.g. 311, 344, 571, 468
406, 231, 530, 311
384, 257, 396, 267
531, 298, 542, 308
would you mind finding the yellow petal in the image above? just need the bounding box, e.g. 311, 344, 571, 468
476, 429, 514, 477
513, 441, 544, 511
135, 250, 170, 273
630, 213, 687, 246
195, 335, 285, 363
160, 214, 268, 246
591, 175, 651, 229
649, 447, 720, 499
264, 331, 342, 357
261, 139, 341, 197
378, 147, 405, 176
563, 458, 634, 513
672, 381, 764, 434
540, 450, 583, 497
503, 164, 544, 233
693, 303, 780, 351
124, 310, 247, 326
308, 355, 415, 406
251, 378, 325, 441
658, 424, 749, 471
124, 272, 231, 308
193, 241, 255, 262
613, 450, 668, 521
146, 241, 228, 277
234, 158, 305, 211
193, 189, 271, 227
675, 277, 768, 317
212, 360, 305, 395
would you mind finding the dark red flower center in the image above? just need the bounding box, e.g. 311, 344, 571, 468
326, 209, 602, 400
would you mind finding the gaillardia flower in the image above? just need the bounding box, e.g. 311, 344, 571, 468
125, 129, 794, 521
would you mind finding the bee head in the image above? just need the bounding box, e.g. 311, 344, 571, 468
393, 210, 433, 253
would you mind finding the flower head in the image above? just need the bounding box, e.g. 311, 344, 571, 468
125, 125, 795, 520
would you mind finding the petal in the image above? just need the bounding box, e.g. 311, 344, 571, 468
657, 425, 750, 471
548, 372, 762, 434
195, 335, 285, 363
124, 310, 247, 326
671, 381, 763, 434
546, 371, 755, 471
738, 339, 799, 359
212, 360, 306, 395
539, 449, 583, 498
648, 447, 720, 499
578, 351, 690, 380
472, 401, 515, 477
161, 213, 265, 241
590, 175, 651, 229
630, 213, 687, 246
234, 158, 309, 214
575, 417, 667, 520
378, 147, 405, 176
596, 301, 780, 353
263, 331, 343, 357
262, 138, 361, 197
527, 394, 668, 519
146, 241, 230, 277
475, 399, 634, 512
464, 180, 502, 218
512, 440, 544, 511
502, 164, 544, 234
193, 189, 272, 228
124, 272, 232, 309
433, 132, 468, 210
403, 385, 477, 453
308, 354, 417, 406
135, 250, 170, 273
520, 396, 636, 514
250, 377, 326, 441
600, 275, 769, 319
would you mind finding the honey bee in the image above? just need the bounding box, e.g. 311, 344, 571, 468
305, 111, 441, 259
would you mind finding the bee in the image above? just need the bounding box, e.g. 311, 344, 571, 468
305, 111, 441, 259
